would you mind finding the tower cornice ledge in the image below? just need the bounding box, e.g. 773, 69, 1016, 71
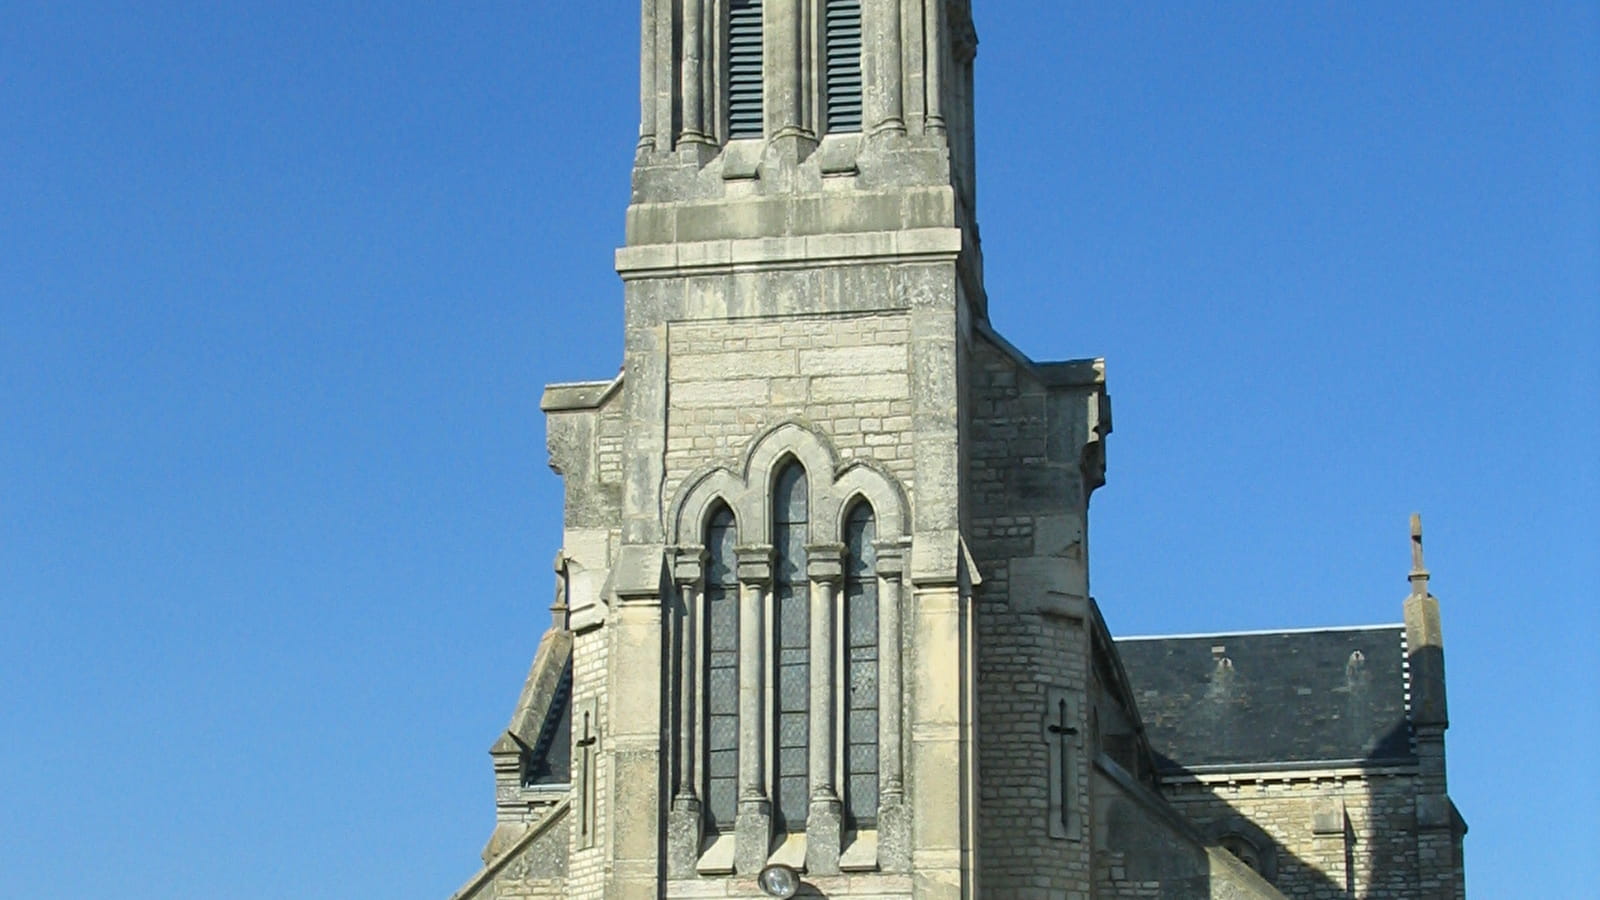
539, 375, 623, 413
614, 228, 963, 281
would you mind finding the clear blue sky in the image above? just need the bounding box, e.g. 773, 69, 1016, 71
2, 2, 1594, 897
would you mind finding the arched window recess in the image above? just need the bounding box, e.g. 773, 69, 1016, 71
771, 460, 811, 834
701, 503, 740, 835
663, 424, 911, 867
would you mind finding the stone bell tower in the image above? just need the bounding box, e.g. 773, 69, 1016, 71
452, 7, 1470, 898
472, 2, 1110, 898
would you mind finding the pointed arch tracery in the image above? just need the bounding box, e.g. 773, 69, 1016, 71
664, 422, 908, 851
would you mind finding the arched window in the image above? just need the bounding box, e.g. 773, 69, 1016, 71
1220, 834, 1263, 874
772, 461, 810, 833
823, 0, 863, 133
842, 501, 879, 827
703, 504, 740, 833
727, 0, 765, 138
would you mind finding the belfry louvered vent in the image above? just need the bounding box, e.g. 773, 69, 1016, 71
727, 0, 764, 138
825, 0, 863, 132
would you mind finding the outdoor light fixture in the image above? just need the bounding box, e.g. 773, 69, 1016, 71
756, 863, 801, 898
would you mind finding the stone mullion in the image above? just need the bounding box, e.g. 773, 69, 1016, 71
733, 545, 774, 875
805, 543, 845, 875
875, 542, 910, 870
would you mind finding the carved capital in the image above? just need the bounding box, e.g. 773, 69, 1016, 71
806, 543, 846, 582
735, 544, 774, 584
873, 540, 907, 578
672, 544, 707, 585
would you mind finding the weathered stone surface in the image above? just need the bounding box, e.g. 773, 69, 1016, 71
452, 806, 571, 900
452, 4, 1464, 899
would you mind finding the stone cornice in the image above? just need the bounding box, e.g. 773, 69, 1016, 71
1158, 760, 1422, 785
615, 228, 963, 280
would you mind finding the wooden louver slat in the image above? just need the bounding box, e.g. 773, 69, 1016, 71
727, 0, 764, 138
824, 0, 863, 132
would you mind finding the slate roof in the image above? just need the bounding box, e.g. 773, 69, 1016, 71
1114, 625, 1415, 773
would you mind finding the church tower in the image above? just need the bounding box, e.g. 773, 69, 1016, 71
530, 1, 1107, 897
451, 5, 1465, 900
460, 1, 1111, 897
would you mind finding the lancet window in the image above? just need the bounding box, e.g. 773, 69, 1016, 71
771, 461, 811, 833
842, 501, 879, 827
703, 504, 740, 833
671, 425, 909, 869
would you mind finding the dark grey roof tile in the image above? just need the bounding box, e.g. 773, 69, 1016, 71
1114, 626, 1414, 772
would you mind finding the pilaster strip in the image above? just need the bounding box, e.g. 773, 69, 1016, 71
866, 0, 906, 134
923, 0, 945, 134
639, 0, 657, 149
875, 543, 905, 797
681, 0, 708, 144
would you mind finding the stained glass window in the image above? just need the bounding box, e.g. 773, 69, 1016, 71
843, 501, 879, 827
772, 461, 810, 833
703, 504, 740, 832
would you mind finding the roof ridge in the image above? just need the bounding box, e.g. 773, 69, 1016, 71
1116, 623, 1405, 642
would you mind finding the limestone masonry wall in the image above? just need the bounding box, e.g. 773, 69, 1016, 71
664, 309, 914, 503
565, 627, 609, 898
456, 811, 570, 900
965, 336, 1096, 897
1162, 773, 1421, 899
596, 399, 625, 489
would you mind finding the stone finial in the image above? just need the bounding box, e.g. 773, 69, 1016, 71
1409, 513, 1431, 596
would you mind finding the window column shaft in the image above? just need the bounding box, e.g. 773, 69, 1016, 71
809, 571, 838, 802
677, 580, 699, 801
732, 542, 774, 875
738, 576, 766, 803
878, 552, 905, 799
